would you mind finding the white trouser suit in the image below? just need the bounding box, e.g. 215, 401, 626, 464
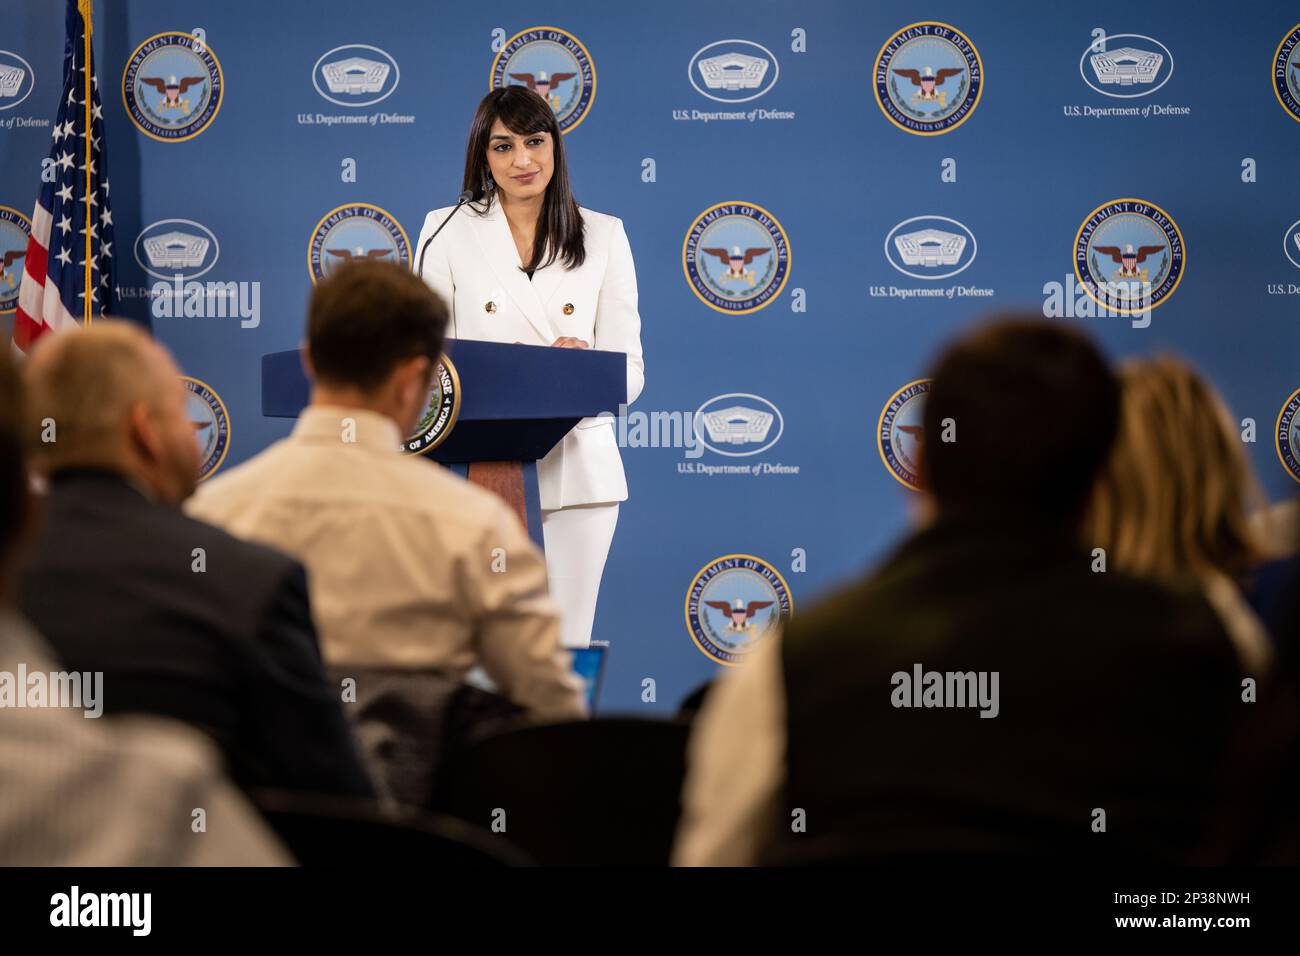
417, 197, 645, 648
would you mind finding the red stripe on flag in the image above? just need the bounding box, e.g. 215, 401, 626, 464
12, 223, 52, 354
24, 236, 48, 286
12, 305, 48, 353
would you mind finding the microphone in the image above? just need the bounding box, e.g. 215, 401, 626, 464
415, 189, 474, 279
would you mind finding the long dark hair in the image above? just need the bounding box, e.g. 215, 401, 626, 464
462, 87, 586, 272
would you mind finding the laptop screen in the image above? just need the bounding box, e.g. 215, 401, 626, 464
570, 640, 609, 714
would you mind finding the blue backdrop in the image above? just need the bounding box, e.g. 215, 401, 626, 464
2, 0, 1298, 713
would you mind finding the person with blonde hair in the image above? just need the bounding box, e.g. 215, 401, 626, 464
1086, 355, 1273, 673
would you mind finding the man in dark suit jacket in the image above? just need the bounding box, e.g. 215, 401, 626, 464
674, 317, 1243, 865
18, 323, 373, 799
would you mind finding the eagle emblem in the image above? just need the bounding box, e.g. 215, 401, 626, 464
1, 248, 24, 289
893, 66, 963, 104
1094, 242, 1164, 281
140, 74, 203, 111
509, 70, 577, 110
326, 247, 394, 263
701, 245, 770, 285
705, 598, 774, 633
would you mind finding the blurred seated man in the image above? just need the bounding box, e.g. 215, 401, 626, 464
674, 317, 1242, 866
187, 262, 585, 801
0, 350, 287, 865
18, 323, 373, 800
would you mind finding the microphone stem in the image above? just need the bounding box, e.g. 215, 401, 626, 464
415, 192, 474, 341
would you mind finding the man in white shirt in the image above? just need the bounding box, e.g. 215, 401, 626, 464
188, 262, 585, 732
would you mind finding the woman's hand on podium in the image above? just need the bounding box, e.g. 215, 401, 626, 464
551, 337, 590, 349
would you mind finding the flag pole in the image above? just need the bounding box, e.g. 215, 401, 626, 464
81, 0, 92, 325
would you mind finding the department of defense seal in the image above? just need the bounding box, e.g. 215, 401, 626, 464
122, 32, 222, 142
490, 27, 595, 133
878, 378, 931, 491
308, 203, 410, 284
1074, 198, 1185, 315
685, 553, 793, 666
1277, 387, 1300, 484
402, 357, 461, 456
1273, 23, 1300, 122
0, 206, 32, 315
182, 375, 230, 482
683, 201, 790, 315
873, 21, 982, 135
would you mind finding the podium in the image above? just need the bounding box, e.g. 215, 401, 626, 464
261, 339, 627, 548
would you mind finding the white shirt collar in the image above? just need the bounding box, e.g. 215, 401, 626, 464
291, 405, 403, 455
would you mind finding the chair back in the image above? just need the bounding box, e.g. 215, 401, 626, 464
254, 790, 531, 866
328, 666, 525, 808
433, 718, 690, 866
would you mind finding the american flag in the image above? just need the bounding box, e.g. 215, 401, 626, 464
11, 0, 115, 354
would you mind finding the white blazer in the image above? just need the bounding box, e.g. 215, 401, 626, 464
416, 197, 645, 511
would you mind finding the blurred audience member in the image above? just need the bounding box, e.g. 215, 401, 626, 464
674, 317, 1242, 866
18, 323, 373, 799
1246, 498, 1300, 642
187, 262, 585, 801
1253, 498, 1300, 557
1210, 523, 1300, 864
0, 350, 287, 865
1086, 356, 1272, 673
676, 679, 715, 722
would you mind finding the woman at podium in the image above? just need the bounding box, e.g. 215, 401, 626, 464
416, 86, 644, 650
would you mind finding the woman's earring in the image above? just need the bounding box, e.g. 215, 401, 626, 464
485, 170, 496, 190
